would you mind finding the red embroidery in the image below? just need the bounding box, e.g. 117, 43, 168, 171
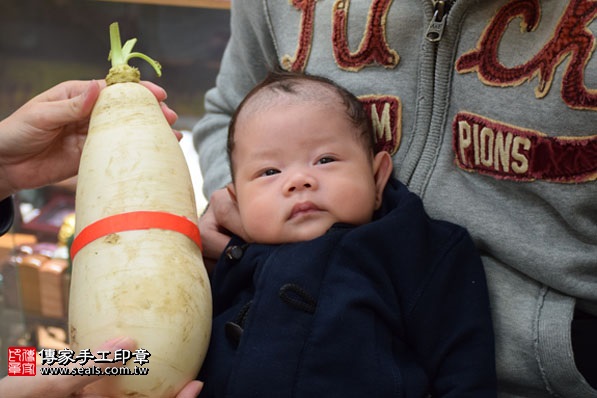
281, 0, 317, 72
332, 0, 398, 71
455, 0, 597, 110
453, 112, 597, 183
360, 95, 402, 155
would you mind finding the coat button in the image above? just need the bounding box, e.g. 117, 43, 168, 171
225, 245, 245, 261
225, 321, 243, 347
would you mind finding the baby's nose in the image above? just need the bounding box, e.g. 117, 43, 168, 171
285, 172, 317, 193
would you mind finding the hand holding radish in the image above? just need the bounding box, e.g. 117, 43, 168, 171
0, 79, 177, 200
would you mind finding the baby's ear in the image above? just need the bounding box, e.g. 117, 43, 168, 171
372, 151, 393, 209
226, 183, 238, 204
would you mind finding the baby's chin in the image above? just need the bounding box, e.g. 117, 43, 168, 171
251, 225, 332, 245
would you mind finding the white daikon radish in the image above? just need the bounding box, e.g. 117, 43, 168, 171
68, 22, 211, 398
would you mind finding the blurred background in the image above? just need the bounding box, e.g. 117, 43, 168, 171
0, 0, 230, 376
0, 0, 230, 129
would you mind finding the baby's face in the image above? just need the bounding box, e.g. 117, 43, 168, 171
229, 99, 382, 244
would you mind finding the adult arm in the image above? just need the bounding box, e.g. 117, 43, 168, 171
192, 0, 277, 199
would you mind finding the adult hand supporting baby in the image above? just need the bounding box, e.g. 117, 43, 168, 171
199, 186, 247, 272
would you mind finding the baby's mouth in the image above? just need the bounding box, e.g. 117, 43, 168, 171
289, 201, 320, 219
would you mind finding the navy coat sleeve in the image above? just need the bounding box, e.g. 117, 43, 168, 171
347, 179, 496, 397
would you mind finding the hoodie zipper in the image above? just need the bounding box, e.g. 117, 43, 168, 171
404, 0, 456, 192
425, 0, 455, 42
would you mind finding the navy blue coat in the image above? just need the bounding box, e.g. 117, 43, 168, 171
0, 197, 14, 236
200, 178, 496, 397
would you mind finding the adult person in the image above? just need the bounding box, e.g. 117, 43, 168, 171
193, 1, 597, 397
0, 80, 202, 397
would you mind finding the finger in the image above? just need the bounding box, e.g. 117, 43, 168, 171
28, 81, 101, 131
198, 211, 231, 256
33, 80, 104, 103
202, 226, 233, 264
160, 102, 178, 126
176, 380, 204, 398
77, 80, 102, 117
140, 81, 168, 102
173, 129, 183, 141
212, 198, 246, 240
60, 336, 137, 394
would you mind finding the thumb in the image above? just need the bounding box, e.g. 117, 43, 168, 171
176, 380, 204, 398
71, 80, 102, 119
38, 80, 102, 131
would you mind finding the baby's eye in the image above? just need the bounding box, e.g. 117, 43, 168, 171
261, 168, 280, 177
317, 156, 336, 165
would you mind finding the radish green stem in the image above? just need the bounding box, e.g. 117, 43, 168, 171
105, 22, 162, 85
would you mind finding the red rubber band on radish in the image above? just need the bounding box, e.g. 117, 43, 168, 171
70, 211, 202, 259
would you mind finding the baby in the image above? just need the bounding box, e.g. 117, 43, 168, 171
199, 70, 497, 397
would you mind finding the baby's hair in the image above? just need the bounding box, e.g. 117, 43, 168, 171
227, 68, 375, 179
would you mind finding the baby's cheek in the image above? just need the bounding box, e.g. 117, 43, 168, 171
242, 210, 278, 243
345, 204, 376, 226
